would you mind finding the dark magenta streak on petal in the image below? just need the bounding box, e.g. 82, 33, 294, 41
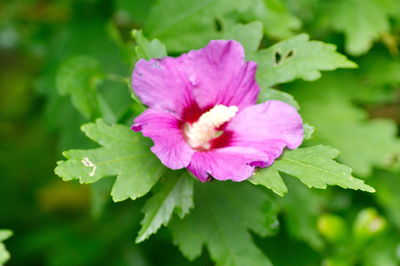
131, 124, 142, 132
248, 161, 270, 168
181, 102, 205, 124
210, 130, 234, 149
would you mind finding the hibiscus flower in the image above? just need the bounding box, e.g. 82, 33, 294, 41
131, 40, 303, 182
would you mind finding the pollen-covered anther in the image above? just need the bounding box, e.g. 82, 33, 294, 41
185, 104, 238, 150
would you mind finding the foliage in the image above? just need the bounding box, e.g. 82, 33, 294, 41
0, 230, 12, 266
250, 34, 357, 87
55, 119, 165, 202
56, 56, 102, 119
170, 181, 278, 266
250, 145, 375, 196
323, 0, 399, 55
136, 172, 194, 243
289, 72, 400, 176
1, 0, 400, 265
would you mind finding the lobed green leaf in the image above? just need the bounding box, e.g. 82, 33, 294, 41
324, 0, 398, 55
252, 145, 375, 196
0, 230, 12, 266
56, 56, 102, 119
55, 119, 165, 202
245, 0, 301, 39
170, 181, 278, 266
251, 34, 357, 87
290, 73, 400, 176
132, 30, 167, 60
144, 0, 261, 52
136, 172, 194, 243
257, 88, 300, 109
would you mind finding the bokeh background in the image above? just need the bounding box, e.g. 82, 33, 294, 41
1, 0, 400, 265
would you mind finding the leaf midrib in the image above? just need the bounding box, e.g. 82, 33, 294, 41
137, 176, 181, 242
278, 157, 358, 187
94, 154, 152, 166
205, 198, 241, 266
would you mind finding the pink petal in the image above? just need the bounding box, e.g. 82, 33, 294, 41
188, 147, 270, 182
132, 40, 259, 121
222, 100, 304, 160
182, 40, 259, 110
132, 57, 201, 121
132, 109, 194, 169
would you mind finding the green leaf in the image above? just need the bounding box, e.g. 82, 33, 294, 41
246, 0, 301, 39
90, 177, 114, 218
141, 2, 264, 54
115, 0, 154, 25
220, 21, 263, 53
290, 74, 400, 176
370, 170, 400, 229
362, 233, 400, 266
132, 30, 167, 60
353, 208, 386, 244
249, 167, 288, 196
144, 0, 259, 52
55, 119, 165, 202
277, 178, 325, 249
56, 56, 102, 119
0, 230, 12, 266
303, 124, 315, 140
106, 21, 136, 65
170, 181, 277, 266
355, 52, 400, 104
250, 34, 356, 87
320, 116, 399, 176
275, 145, 375, 192
317, 214, 348, 243
253, 145, 375, 195
0, 231, 11, 243
136, 172, 194, 243
146, 0, 256, 37
325, 0, 396, 55
145, 0, 214, 38
257, 88, 300, 109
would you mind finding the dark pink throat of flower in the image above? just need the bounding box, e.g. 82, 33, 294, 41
183, 104, 238, 151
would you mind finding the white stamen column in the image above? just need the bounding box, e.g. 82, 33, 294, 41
185, 105, 238, 150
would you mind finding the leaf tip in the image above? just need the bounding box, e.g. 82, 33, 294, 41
135, 235, 146, 244
364, 185, 376, 193
344, 60, 358, 69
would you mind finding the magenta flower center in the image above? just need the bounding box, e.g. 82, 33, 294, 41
184, 104, 238, 150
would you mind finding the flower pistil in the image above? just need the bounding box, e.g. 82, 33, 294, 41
184, 104, 238, 150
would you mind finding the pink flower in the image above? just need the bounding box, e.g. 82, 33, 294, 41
131, 40, 303, 182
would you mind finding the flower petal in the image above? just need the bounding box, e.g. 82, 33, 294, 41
182, 40, 260, 110
223, 100, 304, 160
132, 40, 259, 120
132, 57, 200, 120
132, 109, 194, 169
188, 147, 270, 182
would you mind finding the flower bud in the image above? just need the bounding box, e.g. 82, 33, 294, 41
317, 214, 348, 243
353, 208, 386, 244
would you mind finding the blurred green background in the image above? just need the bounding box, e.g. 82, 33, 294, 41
1, 0, 400, 265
